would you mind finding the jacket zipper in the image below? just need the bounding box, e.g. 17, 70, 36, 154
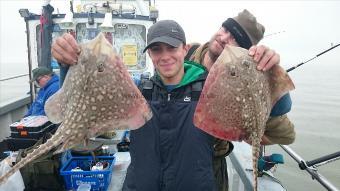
167, 93, 171, 101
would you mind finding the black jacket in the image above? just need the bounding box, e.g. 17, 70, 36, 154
123, 62, 216, 191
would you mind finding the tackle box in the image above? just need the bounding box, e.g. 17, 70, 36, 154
10, 115, 51, 132
9, 116, 57, 139
10, 123, 57, 139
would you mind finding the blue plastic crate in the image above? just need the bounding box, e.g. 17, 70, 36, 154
60, 155, 115, 191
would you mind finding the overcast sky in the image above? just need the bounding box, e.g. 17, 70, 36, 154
156, 1, 340, 68
1, 0, 340, 77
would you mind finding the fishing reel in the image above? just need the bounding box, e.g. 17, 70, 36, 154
258, 153, 284, 173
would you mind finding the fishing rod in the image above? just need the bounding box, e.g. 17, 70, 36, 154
286, 43, 340, 72
279, 145, 339, 191
300, 151, 340, 169
264, 30, 286, 38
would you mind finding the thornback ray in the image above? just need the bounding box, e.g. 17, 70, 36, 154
193, 45, 295, 191
0, 33, 152, 184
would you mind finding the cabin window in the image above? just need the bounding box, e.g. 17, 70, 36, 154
36, 22, 147, 71
114, 24, 146, 70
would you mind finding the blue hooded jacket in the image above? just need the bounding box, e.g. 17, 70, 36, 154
25, 74, 60, 116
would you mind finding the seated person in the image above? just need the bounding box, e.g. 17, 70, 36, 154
25, 67, 60, 117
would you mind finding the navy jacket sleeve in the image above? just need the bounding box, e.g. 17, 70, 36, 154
270, 93, 292, 117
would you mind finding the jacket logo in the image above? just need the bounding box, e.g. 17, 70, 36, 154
184, 96, 191, 102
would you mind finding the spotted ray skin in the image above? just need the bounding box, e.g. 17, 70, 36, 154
194, 45, 294, 191
0, 33, 152, 184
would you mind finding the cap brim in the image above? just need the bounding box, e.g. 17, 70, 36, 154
143, 36, 182, 53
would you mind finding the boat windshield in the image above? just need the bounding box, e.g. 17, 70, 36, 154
36, 22, 147, 71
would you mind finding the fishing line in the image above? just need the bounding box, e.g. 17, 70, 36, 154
264, 30, 286, 38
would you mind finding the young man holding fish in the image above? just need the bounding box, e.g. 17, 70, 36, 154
51, 18, 289, 191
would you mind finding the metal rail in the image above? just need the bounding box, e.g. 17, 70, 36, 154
0, 74, 28, 82
20, 8, 35, 103
279, 145, 339, 191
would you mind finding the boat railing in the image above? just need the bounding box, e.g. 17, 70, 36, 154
0, 74, 31, 141
0, 74, 29, 82
279, 145, 340, 191
0, 73, 32, 108
227, 142, 340, 191
0, 95, 30, 141
227, 142, 286, 191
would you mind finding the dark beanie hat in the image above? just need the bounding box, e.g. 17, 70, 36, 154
222, 9, 265, 49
